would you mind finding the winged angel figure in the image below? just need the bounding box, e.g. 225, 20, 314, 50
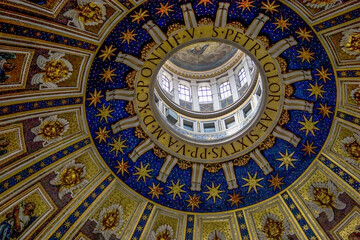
63, 0, 107, 31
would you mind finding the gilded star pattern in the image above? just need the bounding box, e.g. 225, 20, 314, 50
299, 116, 319, 136
277, 150, 297, 170
148, 183, 163, 199
100, 66, 116, 83
295, 27, 313, 42
156, 2, 174, 17
236, 0, 254, 12
315, 66, 332, 83
186, 193, 202, 211
268, 173, 285, 190
242, 172, 263, 193
228, 191, 244, 207
301, 140, 317, 156
261, 0, 279, 14
96, 104, 114, 123
99, 45, 116, 61
197, 0, 213, 7
131, 9, 149, 24
317, 103, 333, 118
204, 182, 224, 203
95, 126, 110, 143
120, 29, 137, 44
297, 47, 314, 63
273, 16, 291, 31
167, 179, 185, 199
87, 89, 103, 107
307, 82, 325, 100
109, 136, 127, 156
134, 163, 153, 182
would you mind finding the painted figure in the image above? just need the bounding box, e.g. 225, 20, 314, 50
0, 53, 16, 83
0, 202, 36, 240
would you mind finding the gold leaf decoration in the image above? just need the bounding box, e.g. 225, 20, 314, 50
259, 134, 276, 150
204, 163, 222, 173
278, 110, 290, 126
177, 159, 192, 170
233, 155, 251, 166
125, 71, 136, 89
141, 42, 156, 60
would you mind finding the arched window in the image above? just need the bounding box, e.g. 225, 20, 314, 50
237, 68, 246, 88
198, 86, 212, 103
219, 81, 232, 99
162, 75, 170, 92
179, 84, 191, 101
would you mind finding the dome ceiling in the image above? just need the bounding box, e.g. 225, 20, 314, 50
0, 0, 359, 239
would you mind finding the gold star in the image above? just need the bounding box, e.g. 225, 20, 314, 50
302, 141, 317, 156
261, 0, 279, 14
242, 172, 263, 193
87, 89, 103, 107
236, 0, 254, 12
227, 191, 244, 207
114, 158, 130, 176
167, 179, 185, 199
277, 149, 297, 170
100, 66, 116, 83
96, 104, 114, 123
186, 193, 202, 211
315, 66, 332, 83
131, 9, 149, 24
120, 29, 137, 44
148, 182, 163, 199
204, 182, 224, 203
297, 47, 314, 63
197, 0, 213, 7
109, 136, 127, 156
156, 2, 174, 17
299, 116, 319, 136
99, 45, 116, 61
95, 126, 110, 143
317, 103, 333, 118
268, 173, 285, 190
307, 82, 325, 100
295, 27, 313, 42
273, 16, 291, 31
134, 163, 152, 182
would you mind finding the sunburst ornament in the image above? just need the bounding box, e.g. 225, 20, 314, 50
131, 9, 149, 24
50, 160, 88, 199
268, 173, 285, 190
301, 141, 317, 156
87, 89, 103, 107
93, 204, 125, 240
108, 136, 127, 156
186, 193, 202, 211
204, 182, 224, 203
317, 103, 333, 119
295, 27, 313, 42
299, 116, 319, 136
167, 179, 186, 199
315, 66, 332, 83
31, 115, 70, 146
96, 104, 114, 123
236, 0, 254, 12
156, 2, 174, 17
95, 126, 110, 143
148, 182, 164, 199
276, 150, 297, 170
297, 47, 314, 63
114, 158, 130, 176
197, 0, 213, 7
99, 45, 117, 61
242, 172, 263, 193
120, 29, 137, 44
100, 66, 116, 83
261, 0, 279, 14
134, 163, 153, 182
227, 191, 244, 207
273, 15, 291, 31
307, 82, 325, 100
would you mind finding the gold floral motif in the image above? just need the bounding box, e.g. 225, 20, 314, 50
204, 163, 222, 173
285, 84, 294, 97
259, 135, 276, 150
38, 120, 65, 141
198, 17, 213, 26
43, 60, 70, 84
177, 159, 192, 170
226, 21, 246, 31
345, 32, 360, 54
153, 146, 167, 158
278, 110, 290, 126
141, 42, 156, 60
126, 70, 136, 89
233, 155, 251, 166
149, 225, 173, 240
257, 36, 270, 49
351, 87, 360, 105
166, 23, 185, 35
101, 209, 120, 231
276, 57, 287, 73
77, 2, 104, 25
262, 217, 284, 240
125, 101, 135, 116
134, 126, 147, 139
341, 134, 360, 162
59, 166, 84, 188
93, 204, 124, 240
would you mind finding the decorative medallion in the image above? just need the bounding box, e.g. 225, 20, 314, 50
31, 115, 69, 146
93, 204, 124, 240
